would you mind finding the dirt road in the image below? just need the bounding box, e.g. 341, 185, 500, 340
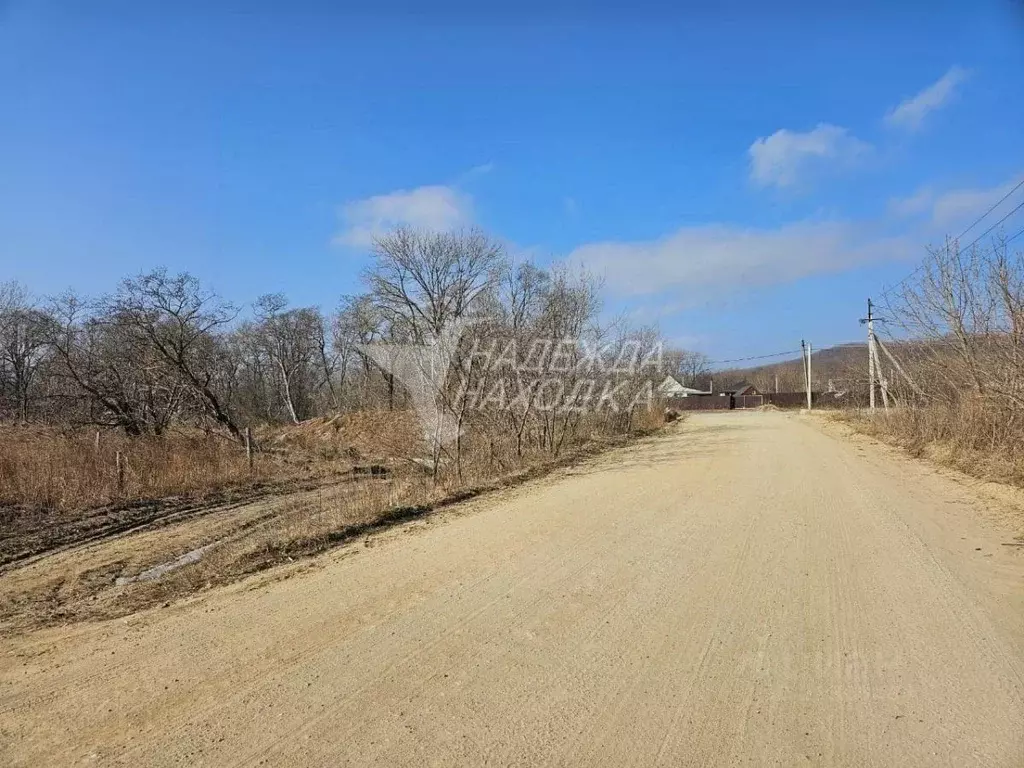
2, 412, 1023, 766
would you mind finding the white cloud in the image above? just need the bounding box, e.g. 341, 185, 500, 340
454, 163, 495, 184
748, 123, 871, 189
930, 182, 1016, 231
466, 162, 495, 176
887, 187, 934, 218
885, 66, 970, 131
888, 177, 1020, 233
334, 185, 473, 247
567, 221, 914, 299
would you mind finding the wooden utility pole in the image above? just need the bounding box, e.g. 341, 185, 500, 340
861, 298, 897, 409
801, 340, 813, 410
801, 339, 806, 397
871, 341, 889, 410
866, 298, 876, 410
805, 341, 813, 410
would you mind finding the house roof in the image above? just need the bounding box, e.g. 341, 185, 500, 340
657, 375, 684, 392
659, 375, 713, 396
722, 381, 757, 394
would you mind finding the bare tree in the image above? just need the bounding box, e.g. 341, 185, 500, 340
364, 227, 504, 341
0, 282, 54, 421
4, 227, 671, 492
252, 294, 327, 423
336, 294, 394, 409
661, 348, 711, 389
678, 351, 711, 389
104, 270, 243, 439
47, 291, 185, 435
886, 235, 1024, 409
358, 228, 505, 472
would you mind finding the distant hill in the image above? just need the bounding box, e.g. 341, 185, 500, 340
715, 342, 868, 396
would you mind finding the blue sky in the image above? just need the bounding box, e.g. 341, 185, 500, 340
2, 1, 1023, 362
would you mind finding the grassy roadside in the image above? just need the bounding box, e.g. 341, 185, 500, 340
0, 411, 425, 514
828, 406, 1024, 490
0, 417, 674, 635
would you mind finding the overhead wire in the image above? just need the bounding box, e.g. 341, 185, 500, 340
881, 176, 1024, 296
953, 177, 1024, 241
706, 350, 799, 365
708, 341, 863, 368
1005, 223, 1024, 246
957, 197, 1024, 254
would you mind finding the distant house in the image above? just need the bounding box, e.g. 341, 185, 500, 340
720, 381, 760, 397
657, 375, 685, 397
657, 375, 713, 398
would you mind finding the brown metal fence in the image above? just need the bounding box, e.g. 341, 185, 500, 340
733, 395, 764, 409
666, 395, 732, 411
762, 392, 861, 409
666, 392, 851, 411
763, 392, 812, 408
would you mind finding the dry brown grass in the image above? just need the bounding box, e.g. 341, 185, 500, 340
0, 410, 425, 514
0, 408, 670, 633
0, 427, 256, 511
0, 407, 666, 564
835, 400, 1024, 488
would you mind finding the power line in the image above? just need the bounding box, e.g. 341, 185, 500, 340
1006, 223, 1024, 246
708, 341, 863, 367
955, 177, 1024, 240
958, 197, 1024, 254
707, 350, 799, 365
881, 177, 1024, 295
805, 341, 867, 354
884, 198, 1024, 295
882, 203, 1024, 298
883, 264, 925, 297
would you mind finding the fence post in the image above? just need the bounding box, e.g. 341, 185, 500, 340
94, 430, 101, 453
115, 450, 125, 494
245, 427, 253, 472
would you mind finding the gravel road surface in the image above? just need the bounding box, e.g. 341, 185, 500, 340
2, 412, 1022, 766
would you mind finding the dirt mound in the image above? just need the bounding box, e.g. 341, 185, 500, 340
266, 410, 423, 462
